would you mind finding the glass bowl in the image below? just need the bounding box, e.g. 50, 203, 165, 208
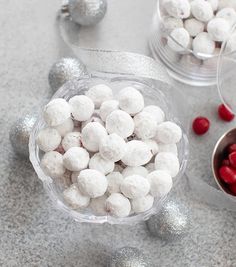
149, 0, 221, 86
217, 23, 236, 114
29, 73, 189, 224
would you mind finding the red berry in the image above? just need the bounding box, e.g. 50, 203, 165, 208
219, 166, 236, 184
218, 104, 235, 122
228, 144, 236, 154
222, 159, 230, 166
229, 152, 236, 168
229, 183, 236, 195
192, 117, 210, 135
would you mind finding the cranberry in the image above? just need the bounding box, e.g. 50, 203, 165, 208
222, 159, 230, 166
229, 183, 236, 195
192, 117, 210, 135
218, 104, 235, 122
228, 144, 236, 154
229, 152, 236, 168
219, 166, 236, 184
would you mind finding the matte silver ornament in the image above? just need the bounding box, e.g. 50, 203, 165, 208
68, 0, 107, 26
146, 200, 190, 241
48, 57, 88, 92
9, 114, 37, 158
108, 247, 153, 267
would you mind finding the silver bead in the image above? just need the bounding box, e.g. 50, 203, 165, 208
146, 200, 190, 241
9, 114, 37, 158
48, 57, 88, 92
68, 0, 107, 26
109, 247, 153, 267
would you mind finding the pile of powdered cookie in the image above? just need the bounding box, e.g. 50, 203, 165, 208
160, 0, 236, 62
37, 84, 182, 218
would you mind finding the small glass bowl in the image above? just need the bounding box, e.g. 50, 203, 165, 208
217, 23, 236, 114
149, 0, 221, 86
29, 74, 189, 225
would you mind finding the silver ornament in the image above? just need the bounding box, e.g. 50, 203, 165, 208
68, 0, 107, 26
146, 200, 190, 241
109, 247, 153, 267
9, 114, 37, 158
48, 57, 88, 92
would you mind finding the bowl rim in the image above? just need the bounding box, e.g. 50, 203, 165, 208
211, 127, 236, 200
29, 74, 189, 224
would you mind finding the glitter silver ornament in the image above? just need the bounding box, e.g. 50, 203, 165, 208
108, 247, 153, 267
48, 57, 88, 92
146, 200, 190, 241
9, 114, 37, 158
68, 0, 107, 26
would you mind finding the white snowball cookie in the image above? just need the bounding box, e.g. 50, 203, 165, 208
62, 132, 82, 151
167, 28, 190, 52
131, 194, 154, 214
163, 0, 191, 19
155, 152, 180, 177
216, 8, 236, 26
106, 193, 131, 218
53, 118, 74, 137
134, 112, 157, 140
107, 172, 124, 194
120, 175, 150, 199
89, 153, 114, 175
184, 18, 204, 37
81, 122, 107, 152
161, 16, 184, 35
144, 139, 159, 156
191, 0, 214, 22
40, 151, 65, 179
156, 121, 182, 144
99, 100, 119, 121
207, 18, 231, 42
69, 95, 94, 121
147, 170, 173, 198
106, 110, 134, 139
78, 169, 108, 198
85, 84, 113, 108
43, 98, 71, 126
158, 143, 178, 155
36, 127, 61, 152
121, 140, 152, 167
192, 32, 215, 59
118, 87, 144, 115
122, 166, 149, 178
143, 105, 165, 124
90, 195, 107, 215
63, 184, 90, 209
206, 0, 219, 11
218, 0, 236, 10
63, 147, 89, 171
99, 133, 127, 162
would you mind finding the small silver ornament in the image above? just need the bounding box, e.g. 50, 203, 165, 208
108, 247, 153, 267
48, 57, 88, 92
9, 114, 37, 158
67, 0, 107, 26
146, 200, 190, 241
